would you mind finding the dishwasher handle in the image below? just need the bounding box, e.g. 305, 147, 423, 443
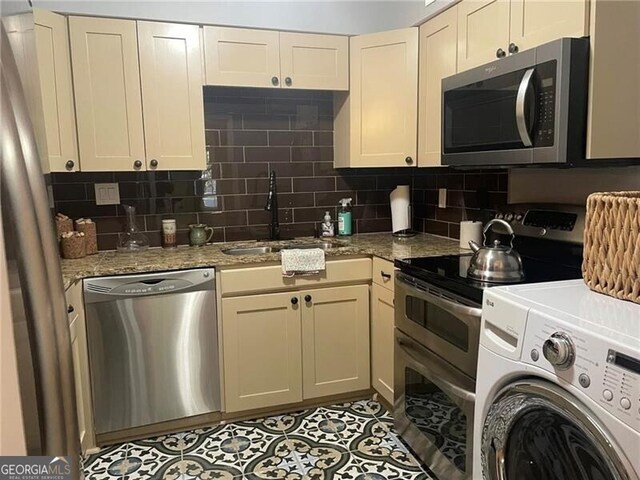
84, 268, 215, 303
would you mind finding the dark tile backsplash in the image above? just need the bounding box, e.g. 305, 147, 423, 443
50, 87, 508, 250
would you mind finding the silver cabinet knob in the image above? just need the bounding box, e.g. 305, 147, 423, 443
405, 156, 413, 165
65, 160, 75, 170
150, 159, 158, 168
496, 48, 506, 58
285, 77, 292, 86
133, 160, 143, 169
508, 43, 519, 54
272, 76, 279, 86
543, 332, 575, 370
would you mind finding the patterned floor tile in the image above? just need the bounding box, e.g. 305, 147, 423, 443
84, 399, 433, 480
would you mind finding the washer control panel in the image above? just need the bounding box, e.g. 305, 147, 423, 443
523, 310, 640, 433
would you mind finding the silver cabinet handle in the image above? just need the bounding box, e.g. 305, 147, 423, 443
496, 48, 506, 58
516, 67, 535, 147
285, 77, 292, 86
508, 43, 519, 54
65, 159, 74, 170
380, 271, 391, 280
271, 76, 279, 86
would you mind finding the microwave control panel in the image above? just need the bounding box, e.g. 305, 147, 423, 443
532, 61, 557, 147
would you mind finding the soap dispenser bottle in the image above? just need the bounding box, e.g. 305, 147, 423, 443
321, 211, 334, 237
338, 198, 353, 236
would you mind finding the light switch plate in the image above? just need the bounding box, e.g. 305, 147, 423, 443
438, 188, 447, 208
94, 183, 120, 205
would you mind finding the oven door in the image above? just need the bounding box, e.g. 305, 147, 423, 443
395, 273, 481, 378
395, 329, 475, 480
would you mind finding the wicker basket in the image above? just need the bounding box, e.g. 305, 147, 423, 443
582, 191, 640, 304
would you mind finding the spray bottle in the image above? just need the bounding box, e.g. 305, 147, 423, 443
338, 198, 353, 236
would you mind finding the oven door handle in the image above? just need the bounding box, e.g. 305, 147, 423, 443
516, 67, 535, 147
398, 276, 482, 319
398, 338, 476, 403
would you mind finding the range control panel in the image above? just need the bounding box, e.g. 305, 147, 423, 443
493, 203, 585, 244
522, 310, 640, 433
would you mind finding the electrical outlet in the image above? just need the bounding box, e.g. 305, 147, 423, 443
94, 183, 120, 205
438, 188, 447, 208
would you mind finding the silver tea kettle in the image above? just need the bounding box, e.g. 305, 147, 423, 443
467, 219, 524, 283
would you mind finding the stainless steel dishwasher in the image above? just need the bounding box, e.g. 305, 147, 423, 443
83, 268, 219, 435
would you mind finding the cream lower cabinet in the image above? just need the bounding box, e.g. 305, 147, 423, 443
301, 285, 370, 399
66, 282, 94, 454
221, 292, 303, 413
371, 284, 395, 406
418, 6, 458, 167
221, 279, 371, 412
335, 28, 418, 168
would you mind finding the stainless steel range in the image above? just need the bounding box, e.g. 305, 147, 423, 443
393, 204, 585, 480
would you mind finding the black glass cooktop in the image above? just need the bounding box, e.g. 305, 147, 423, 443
395, 252, 583, 305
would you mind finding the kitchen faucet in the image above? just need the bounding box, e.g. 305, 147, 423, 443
264, 170, 280, 241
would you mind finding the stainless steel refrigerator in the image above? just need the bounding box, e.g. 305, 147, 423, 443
0, 1, 80, 470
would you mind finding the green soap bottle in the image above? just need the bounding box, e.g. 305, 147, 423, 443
338, 198, 353, 236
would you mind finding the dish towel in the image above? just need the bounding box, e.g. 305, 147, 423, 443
281, 248, 326, 277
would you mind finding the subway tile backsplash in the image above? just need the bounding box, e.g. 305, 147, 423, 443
50, 87, 508, 250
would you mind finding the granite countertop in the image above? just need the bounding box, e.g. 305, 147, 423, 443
60, 232, 465, 288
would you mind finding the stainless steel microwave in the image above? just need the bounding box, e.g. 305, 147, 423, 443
442, 37, 589, 166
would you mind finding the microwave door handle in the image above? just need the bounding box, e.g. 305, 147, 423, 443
516, 67, 535, 147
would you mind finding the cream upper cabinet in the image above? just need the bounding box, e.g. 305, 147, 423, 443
137, 21, 206, 171
33, 10, 78, 172
336, 28, 418, 168
457, 0, 510, 71
279, 32, 348, 91
418, 6, 458, 167
69, 16, 145, 172
509, 0, 589, 53
221, 292, 302, 412
371, 283, 394, 406
204, 26, 281, 88
301, 284, 370, 399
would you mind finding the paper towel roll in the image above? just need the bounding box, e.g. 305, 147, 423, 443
390, 185, 411, 233
460, 221, 483, 249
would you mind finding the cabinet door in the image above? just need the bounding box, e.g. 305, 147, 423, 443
457, 0, 510, 72
509, 0, 589, 53
204, 26, 280, 88
418, 6, 458, 167
279, 32, 348, 91
221, 293, 302, 412
138, 21, 206, 171
66, 284, 94, 454
69, 17, 145, 172
34, 10, 78, 172
371, 284, 394, 406
301, 285, 370, 399
348, 28, 418, 167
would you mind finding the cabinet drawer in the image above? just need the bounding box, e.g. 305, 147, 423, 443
372, 257, 395, 292
220, 258, 372, 296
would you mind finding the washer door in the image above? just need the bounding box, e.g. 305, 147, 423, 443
482, 379, 631, 480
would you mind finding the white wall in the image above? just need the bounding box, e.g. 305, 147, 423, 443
30, 0, 430, 34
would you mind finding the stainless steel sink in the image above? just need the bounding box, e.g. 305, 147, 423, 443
222, 246, 281, 255
222, 241, 346, 256
280, 242, 345, 251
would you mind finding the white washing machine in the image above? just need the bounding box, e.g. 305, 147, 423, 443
473, 279, 640, 480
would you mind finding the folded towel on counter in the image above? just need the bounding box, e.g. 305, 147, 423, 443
281, 248, 326, 277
